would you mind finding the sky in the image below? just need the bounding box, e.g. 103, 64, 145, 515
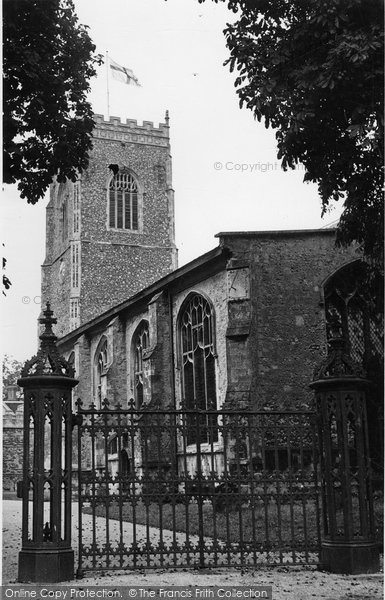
1, 0, 342, 362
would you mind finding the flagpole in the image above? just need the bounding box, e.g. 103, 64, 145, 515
106, 50, 110, 120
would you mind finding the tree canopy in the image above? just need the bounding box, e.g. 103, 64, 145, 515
3, 244, 11, 296
3, 0, 102, 204
2, 355, 24, 398
199, 0, 384, 267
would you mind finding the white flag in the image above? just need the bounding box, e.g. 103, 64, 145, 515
109, 57, 141, 86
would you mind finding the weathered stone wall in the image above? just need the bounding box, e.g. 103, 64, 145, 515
219, 231, 358, 409
41, 247, 72, 338
225, 260, 253, 408
73, 334, 92, 408
104, 318, 127, 407
148, 292, 174, 408
79, 121, 177, 323
72, 293, 176, 411
55, 231, 363, 482
80, 242, 174, 325
60, 265, 229, 413
58, 230, 359, 416
3, 406, 24, 490
124, 292, 175, 409
42, 115, 177, 337
41, 180, 73, 336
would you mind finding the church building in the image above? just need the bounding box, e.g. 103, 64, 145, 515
41, 114, 384, 479
42, 113, 177, 337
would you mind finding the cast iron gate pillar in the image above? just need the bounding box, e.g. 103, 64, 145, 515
310, 320, 379, 574
17, 303, 78, 583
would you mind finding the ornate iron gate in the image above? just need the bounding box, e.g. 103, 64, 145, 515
75, 400, 321, 575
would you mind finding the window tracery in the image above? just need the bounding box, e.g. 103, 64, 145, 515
95, 339, 108, 407
324, 261, 384, 474
179, 294, 218, 444
109, 171, 139, 230
133, 322, 149, 408
324, 261, 383, 364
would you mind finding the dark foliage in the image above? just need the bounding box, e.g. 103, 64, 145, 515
2, 244, 11, 296
199, 0, 384, 267
3, 354, 24, 389
3, 0, 103, 204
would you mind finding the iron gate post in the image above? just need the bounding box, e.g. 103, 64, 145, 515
310, 324, 379, 574
17, 303, 78, 583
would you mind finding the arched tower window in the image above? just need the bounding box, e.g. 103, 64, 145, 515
109, 171, 139, 230
95, 338, 108, 407
133, 321, 149, 408
179, 293, 218, 445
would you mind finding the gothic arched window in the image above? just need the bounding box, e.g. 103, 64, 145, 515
95, 338, 108, 407
108, 436, 118, 455
109, 171, 139, 230
324, 260, 384, 474
68, 351, 75, 374
324, 261, 383, 365
133, 321, 149, 408
179, 293, 218, 445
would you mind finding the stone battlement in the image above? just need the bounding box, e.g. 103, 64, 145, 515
93, 113, 169, 146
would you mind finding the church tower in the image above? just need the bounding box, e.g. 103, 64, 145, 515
41, 113, 177, 337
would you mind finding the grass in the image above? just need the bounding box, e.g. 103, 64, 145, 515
82, 492, 383, 549
82, 497, 320, 547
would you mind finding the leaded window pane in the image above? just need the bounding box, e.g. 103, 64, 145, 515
324, 261, 384, 476
109, 190, 115, 227
134, 322, 149, 408
132, 193, 138, 229
109, 172, 139, 230
347, 303, 365, 363
96, 340, 108, 407
180, 294, 218, 444
125, 195, 131, 229
117, 190, 123, 228
324, 262, 383, 364
370, 315, 384, 356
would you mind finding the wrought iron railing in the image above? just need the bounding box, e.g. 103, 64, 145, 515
75, 400, 321, 574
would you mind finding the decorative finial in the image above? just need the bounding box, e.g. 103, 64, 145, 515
312, 307, 366, 381
165, 110, 169, 126
20, 302, 75, 378
39, 302, 57, 341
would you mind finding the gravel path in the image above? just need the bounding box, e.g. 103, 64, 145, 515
2, 500, 383, 599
